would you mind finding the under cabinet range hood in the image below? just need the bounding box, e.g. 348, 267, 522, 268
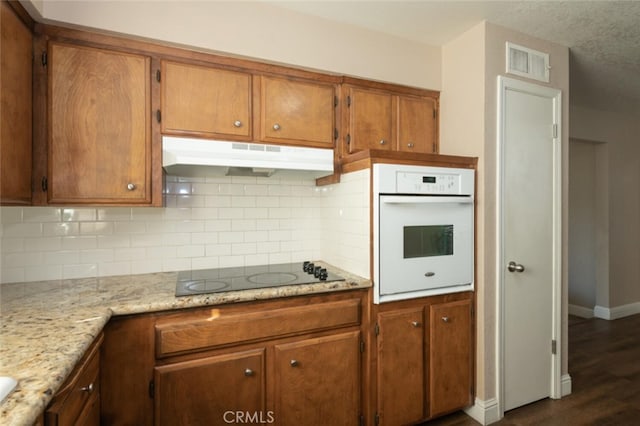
162, 136, 334, 178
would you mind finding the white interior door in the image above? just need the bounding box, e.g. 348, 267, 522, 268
498, 76, 562, 412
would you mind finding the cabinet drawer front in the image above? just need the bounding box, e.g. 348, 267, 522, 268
46, 341, 101, 426
155, 298, 361, 357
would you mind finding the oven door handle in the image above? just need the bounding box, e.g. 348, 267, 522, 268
381, 196, 473, 204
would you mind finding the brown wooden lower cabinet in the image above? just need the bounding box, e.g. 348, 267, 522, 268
45, 333, 103, 426
154, 349, 266, 426
274, 331, 361, 426
373, 293, 474, 425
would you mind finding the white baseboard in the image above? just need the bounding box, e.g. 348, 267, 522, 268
594, 302, 640, 320
561, 373, 572, 397
568, 304, 594, 318
464, 397, 501, 425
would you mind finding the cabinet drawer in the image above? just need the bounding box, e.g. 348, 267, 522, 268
155, 298, 361, 357
46, 334, 102, 426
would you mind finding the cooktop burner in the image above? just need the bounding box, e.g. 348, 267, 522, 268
175, 262, 344, 297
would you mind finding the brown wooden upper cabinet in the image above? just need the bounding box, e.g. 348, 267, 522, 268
47, 42, 154, 205
161, 61, 252, 140
0, 1, 32, 205
259, 76, 335, 148
342, 84, 438, 156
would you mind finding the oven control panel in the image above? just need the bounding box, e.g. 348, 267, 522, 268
396, 171, 460, 194
373, 164, 474, 196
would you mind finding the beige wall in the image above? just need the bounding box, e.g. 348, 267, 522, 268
441, 21, 570, 407
32, 0, 441, 91
570, 105, 640, 309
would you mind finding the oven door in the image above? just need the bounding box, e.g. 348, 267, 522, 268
377, 195, 474, 302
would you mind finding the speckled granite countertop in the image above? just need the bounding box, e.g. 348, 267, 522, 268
0, 263, 369, 426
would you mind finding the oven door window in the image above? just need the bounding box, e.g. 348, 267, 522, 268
403, 225, 453, 258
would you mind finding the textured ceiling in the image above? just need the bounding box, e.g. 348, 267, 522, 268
273, 1, 640, 113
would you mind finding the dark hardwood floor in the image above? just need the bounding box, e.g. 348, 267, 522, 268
423, 314, 640, 425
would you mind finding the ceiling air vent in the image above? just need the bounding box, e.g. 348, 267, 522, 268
506, 42, 550, 83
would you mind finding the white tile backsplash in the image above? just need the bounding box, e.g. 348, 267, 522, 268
0, 173, 371, 284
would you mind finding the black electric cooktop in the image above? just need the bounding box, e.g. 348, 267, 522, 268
175, 262, 345, 297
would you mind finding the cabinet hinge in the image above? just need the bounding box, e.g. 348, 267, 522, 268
359, 414, 364, 426
41, 51, 47, 67
551, 339, 557, 355
374, 322, 380, 336
334, 128, 339, 141
347, 95, 351, 107
156, 69, 161, 82
334, 95, 338, 108
149, 380, 155, 398
360, 340, 365, 353
433, 108, 437, 119
41, 176, 48, 192
346, 134, 351, 145
552, 123, 558, 139
156, 109, 161, 123
374, 413, 380, 426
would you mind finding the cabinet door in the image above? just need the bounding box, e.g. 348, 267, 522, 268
274, 331, 360, 426
346, 87, 393, 153
260, 76, 335, 147
161, 61, 251, 139
428, 299, 473, 417
0, 1, 32, 205
154, 349, 265, 426
48, 42, 151, 204
397, 96, 437, 154
377, 308, 425, 425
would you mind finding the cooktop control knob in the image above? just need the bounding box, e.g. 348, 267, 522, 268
319, 268, 328, 281
313, 266, 322, 277
305, 262, 315, 274
303, 261, 311, 272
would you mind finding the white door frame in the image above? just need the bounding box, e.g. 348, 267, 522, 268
496, 76, 563, 416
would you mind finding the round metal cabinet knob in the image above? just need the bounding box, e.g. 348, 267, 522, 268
244, 368, 254, 377
273, 123, 281, 131
127, 183, 136, 191
233, 120, 243, 128
407, 142, 415, 148
442, 316, 450, 323
379, 139, 386, 145
81, 383, 94, 393
290, 359, 299, 367
411, 321, 421, 328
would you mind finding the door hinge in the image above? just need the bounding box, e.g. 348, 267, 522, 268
149, 380, 155, 398
156, 69, 161, 82
552, 123, 558, 139
41, 176, 48, 192
374, 322, 380, 336
360, 340, 365, 353
347, 95, 351, 107
374, 413, 380, 426
156, 109, 161, 123
551, 339, 557, 355
41, 51, 47, 67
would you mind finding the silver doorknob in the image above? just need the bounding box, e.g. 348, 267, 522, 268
273, 123, 281, 131
127, 183, 136, 191
244, 368, 254, 377
508, 261, 525, 273
233, 120, 242, 128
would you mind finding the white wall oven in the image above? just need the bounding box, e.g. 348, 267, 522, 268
373, 164, 475, 303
